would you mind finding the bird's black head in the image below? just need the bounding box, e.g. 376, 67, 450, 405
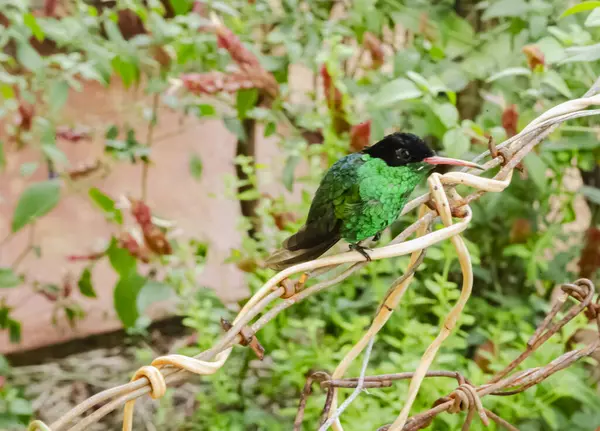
362, 133, 434, 167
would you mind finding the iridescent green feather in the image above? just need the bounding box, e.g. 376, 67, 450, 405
338, 155, 431, 242
304, 153, 432, 244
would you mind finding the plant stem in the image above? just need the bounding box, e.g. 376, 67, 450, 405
141, 92, 160, 201
236, 117, 260, 237
12, 223, 36, 270
454, 0, 483, 122
237, 349, 251, 414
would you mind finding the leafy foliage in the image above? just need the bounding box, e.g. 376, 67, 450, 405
1, 0, 600, 429
11, 180, 60, 233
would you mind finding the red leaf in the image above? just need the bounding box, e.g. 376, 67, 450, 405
151, 45, 172, 68
271, 211, 296, 231
522, 45, 545, 70
118, 232, 150, 263
62, 273, 73, 298
66, 252, 104, 262
473, 340, 497, 374
68, 160, 103, 180
509, 218, 531, 244
320, 64, 343, 111
181, 70, 278, 99
56, 125, 91, 142
363, 33, 384, 69
143, 226, 172, 255
301, 129, 324, 145
320, 64, 349, 134
579, 227, 600, 278
216, 26, 260, 68
180, 25, 279, 100
181, 72, 252, 94
192, 1, 208, 17
16, 102, 35, 131
501, 104, 519, 138
350, 121, 371, 151
44, 0, 58, 16
130, 199, 152, 230
129, 200, 172, 256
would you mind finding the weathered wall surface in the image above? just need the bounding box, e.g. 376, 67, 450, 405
0, 75, 303, 354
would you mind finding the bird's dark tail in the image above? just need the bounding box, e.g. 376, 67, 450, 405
265, 222, 341, 271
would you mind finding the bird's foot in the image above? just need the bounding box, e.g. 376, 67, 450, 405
349, 243, 372, 262
372, 232, 382, 242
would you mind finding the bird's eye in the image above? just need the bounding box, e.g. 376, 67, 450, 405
396, 148, 410, 161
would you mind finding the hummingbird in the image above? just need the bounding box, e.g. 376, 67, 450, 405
265, 132, 482, 270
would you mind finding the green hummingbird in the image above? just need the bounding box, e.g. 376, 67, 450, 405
266, 133, 482, 270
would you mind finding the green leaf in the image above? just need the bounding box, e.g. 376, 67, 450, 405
283, 155, 300, 192
432, 103, 459, 128
238, 189, 260, 200
114, 272, 145, 327
0, 268, 21, 288
20, 162, 38, 177
486, 67, 531, 83
542, 137, 600, 152
9, 397, 32, 415
197, 104, 216, 116
536, 37, 566, 64
442, 128, 470, 158
503, 244, 530, 259
0, 83, 15, 99
49, 80, 70, 112
104, 18, 125, 44
223, 116, 247, 141
560, 1, 600, 18
106, 125, 119, 140
42, 144, 68, 166
264, 122, 276, 137
542, 70, 572, 98
78, 267, 96, 298
16, 41, 44, 72
580, 186, 600, 204
8, 318, 21, 343
371, 78, 422, 109
88, 187, 123, 224
523, 152, 547, 191
12, 180, 61, 233
189, 153, 203, 181
24, 13, 44, 41
562, 43, 600, 63
64, 304, 83, 328
169, 0, 191, 14
482, 0, 530, 20
211, 1, 240, 17
107, 237, 136, 276
236, 88, 259, 120
137, 280, 173, 315
394, 49, 421, 74
111, 56, 139, 88
406, 71, 431, 92
585, 8, 600, 26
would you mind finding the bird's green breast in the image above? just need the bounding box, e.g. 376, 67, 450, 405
338, 154, 430, 242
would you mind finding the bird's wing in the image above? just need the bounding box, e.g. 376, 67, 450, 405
283, 154, 364, 252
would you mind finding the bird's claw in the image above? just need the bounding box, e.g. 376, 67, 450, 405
349, 243, 373, 262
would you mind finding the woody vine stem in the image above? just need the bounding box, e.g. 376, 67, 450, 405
27, 77, 600, 431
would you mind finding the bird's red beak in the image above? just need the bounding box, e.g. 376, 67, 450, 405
423, 156, 484, 170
